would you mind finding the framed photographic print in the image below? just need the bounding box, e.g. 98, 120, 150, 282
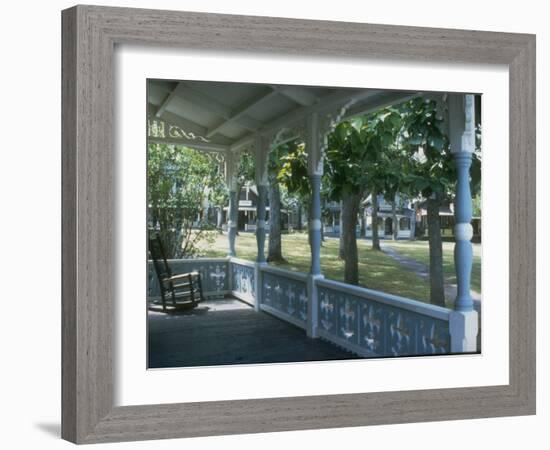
61, 5, 536, 444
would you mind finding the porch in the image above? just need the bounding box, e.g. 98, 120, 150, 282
148, 257, 461, 362
148, 297, 355, 368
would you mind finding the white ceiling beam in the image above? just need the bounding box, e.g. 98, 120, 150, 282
275, 86, 319, 106
155, 89, 178, 118
344, 91, 419, 119
174, 82, 233, 118
147, 136, 228, 153
230, 116, 263, 132
160, 110, 211, 138
206, 87, 279, 138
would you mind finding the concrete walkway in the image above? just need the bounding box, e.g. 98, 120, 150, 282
380, 243, 482, 305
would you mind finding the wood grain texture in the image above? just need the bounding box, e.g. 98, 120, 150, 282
61, 5, 536, 444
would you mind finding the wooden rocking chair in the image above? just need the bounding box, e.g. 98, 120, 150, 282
148, 232, 204, 312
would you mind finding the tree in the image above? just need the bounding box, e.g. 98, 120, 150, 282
401, 97, 481, 306
399, 98, 451, 306
324, 121, 369, 285
378, 123, 413, 242
323, 108, 405, 285
268, 140, 308, 262
277, 140, 310, 236
267, 146, 285, 262
208, 157, 228, 233
233, 150, 255, 235
147, 143, 219, 258
370, 192, 381, 250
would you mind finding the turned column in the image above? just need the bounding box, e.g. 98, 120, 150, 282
305, 112, 325, 338
447, 93, 478, 353
225, 151, 239, 257
309, 174, 322, 275
449, 94, 476, 312
255, 136, 269, 264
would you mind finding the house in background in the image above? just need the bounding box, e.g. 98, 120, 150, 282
416, 201, 482, 242
322, 193, 481, 241
364, 194, 416, 240
218, 182, 306, 232
324, 194, 416, 240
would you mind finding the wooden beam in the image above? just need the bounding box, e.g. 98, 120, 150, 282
155, 88, 178, 118
343, 91, 419, 119
175, 82, 233, 118
147, 136, 228, 153
206, 87, 279, 138
159, 109, 210, 138
276, 86, 319, 106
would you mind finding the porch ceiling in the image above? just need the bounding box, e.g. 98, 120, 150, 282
147, 79, 419, 152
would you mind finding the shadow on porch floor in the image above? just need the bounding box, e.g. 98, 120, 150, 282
148, 297, 357, 368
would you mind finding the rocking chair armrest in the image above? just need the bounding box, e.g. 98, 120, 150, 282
162, 271, 199, 283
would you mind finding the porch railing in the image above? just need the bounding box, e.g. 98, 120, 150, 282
259, 265, 308, 330
315, 278, 450, 357
229, 258, 256, 306
147, 257, 230, 299
148, 256, 463, 358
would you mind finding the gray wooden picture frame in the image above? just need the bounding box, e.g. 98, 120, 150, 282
61, 5, 536, 444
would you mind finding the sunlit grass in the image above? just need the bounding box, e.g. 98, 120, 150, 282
196, 231, 479, 305
383, 240, 481, 294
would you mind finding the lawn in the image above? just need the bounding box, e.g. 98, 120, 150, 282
383, 240, 481, 294
197, 231, 480, 305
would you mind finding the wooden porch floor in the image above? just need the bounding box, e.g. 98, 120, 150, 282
148, 297, 357, 368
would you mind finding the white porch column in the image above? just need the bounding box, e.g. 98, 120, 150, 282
225, 151, 239, 257
254, 135, 269, 264
447, 93, 478, 352
306, 113, 324, 338
254, 136, 269, 312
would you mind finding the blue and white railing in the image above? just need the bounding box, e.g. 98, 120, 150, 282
315, 278, 451, 357
259, 265, 308, 330
229, 258, 256, 306
147, 257, 230, 299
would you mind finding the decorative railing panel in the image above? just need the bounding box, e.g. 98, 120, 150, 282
317, 280, 451, 357
147, 258, 229, 298
261, 267, 308, 329
230, 259, 256, 304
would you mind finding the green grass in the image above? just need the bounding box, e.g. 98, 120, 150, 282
383, 240, 481, 294
197, 232, 480, 305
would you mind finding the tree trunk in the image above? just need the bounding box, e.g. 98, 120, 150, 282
371, 191, 381, 250
360, 208, 366, 238
267, 178, 285, 262
342, 193, 361, 285
296, 203, 302, 231
216, 207, 223, 234
234, 183, 243, 236
427, 196, 445, 306
391, 199, 398, 240
409, 212, 416, 240
338, 201, 345, 259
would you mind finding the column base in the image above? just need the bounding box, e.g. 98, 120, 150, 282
449, 310, 479, 353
